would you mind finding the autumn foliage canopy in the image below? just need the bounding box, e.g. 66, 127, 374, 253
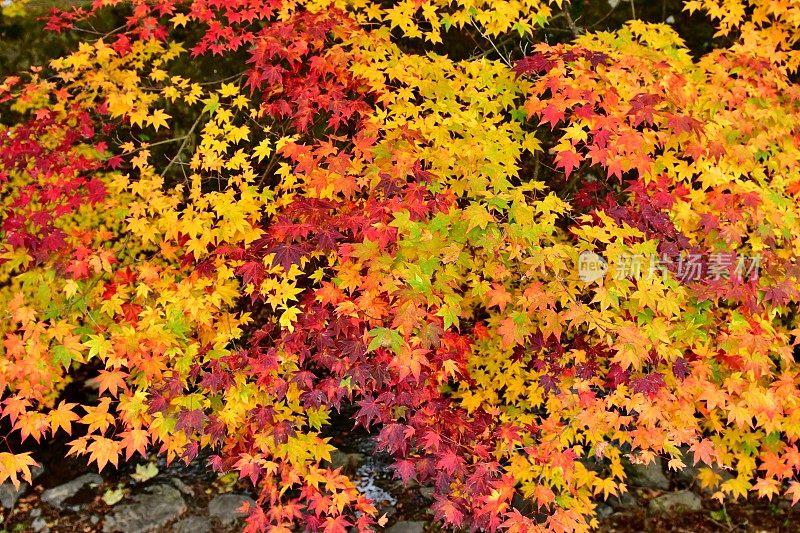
3, 0, 800, 530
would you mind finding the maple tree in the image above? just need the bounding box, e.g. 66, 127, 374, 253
4, 0, 800, 531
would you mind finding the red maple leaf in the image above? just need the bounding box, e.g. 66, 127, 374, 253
554, 149, 582, 178
432, 497, 464, 527
175, 409, 206, 434
391, 459, 417, 485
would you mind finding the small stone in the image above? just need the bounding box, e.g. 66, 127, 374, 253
648, 490, 702, 514
32, 464, 45, 480
676, 447, 733, 493
596, 503, 613, 519
208, 493, 255, 525
171, 478, 195, 497
41, 473, 103, 510
172, 515, 211, 533
330, 451, 365, 474
675, 448, 701, 487
91, 515, 100, 525
624, 458, 670, 490
31, 517, 49, 533
0, 483, 26, 509
419, 486, 434, 500
102, 484, 186, 533
0, 464, 44, 510
386, 521, 425, 533
607, 492, 639, 510
675, 464, 701, 487
30, 508, 42, 518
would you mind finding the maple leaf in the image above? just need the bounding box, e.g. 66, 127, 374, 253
432, 497, 464, 527
514, 53, 555, 76
627, 93, 661, 126
421, 430, 442, 452
322, 515, 351, 533
391, 459, 417, 485
436, 450, 465, 475
355, 397, 382, 428
145, 109, 171, 130
81, 399, 115, 434
95, 370, 128, 398
391, 345, 428, 382
539, 105, 566, 129
175, 409, 207, 434
498, 317, 525, 348
268, 243, 307, 271
235, 453, 263, 485
630, 372, 665, 398
119, 428, 149, 461
753, 477, 780, 500
367, 327, 403, 354
532, 485, 555, 509
689, 439, 717, 466
279, 306, 302, 332
672, 357, 689, 380
377, 424, 411, 455
253, 139, 272, 162
87, 436, 120, 471
49, 401, 80, 435
0, 453, 38, 490
486, 284, 513, 312
554, 149, 582, 178
236, 261, 265, 287
787, 482, 800, 506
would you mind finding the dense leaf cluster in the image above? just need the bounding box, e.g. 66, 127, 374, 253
2, 0, 800, 531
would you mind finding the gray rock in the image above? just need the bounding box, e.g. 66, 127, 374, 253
624, 458, 670, 490
102, 484, 186, 533
675, 464, 701, 486
0, 483, 27, 509
675, 447, 733, 491
386, 521, 425, 533
41, 473, 103, 509
0, 463, 45, 509
675, 448, 702, 487
172, 515, 211, 533
32, 464, 45, 480
32, 517, 49, 533
330, 451, 365, 474
171, 478, 195, 497
648, 490, 702, 514
596, 503, 614, 519
208, 493, 255, 525
380, 505, 397, 518
607, 492, 639, 509
419, 486, 435, 500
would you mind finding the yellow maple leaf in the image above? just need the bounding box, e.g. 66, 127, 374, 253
146, 109, 171, 131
